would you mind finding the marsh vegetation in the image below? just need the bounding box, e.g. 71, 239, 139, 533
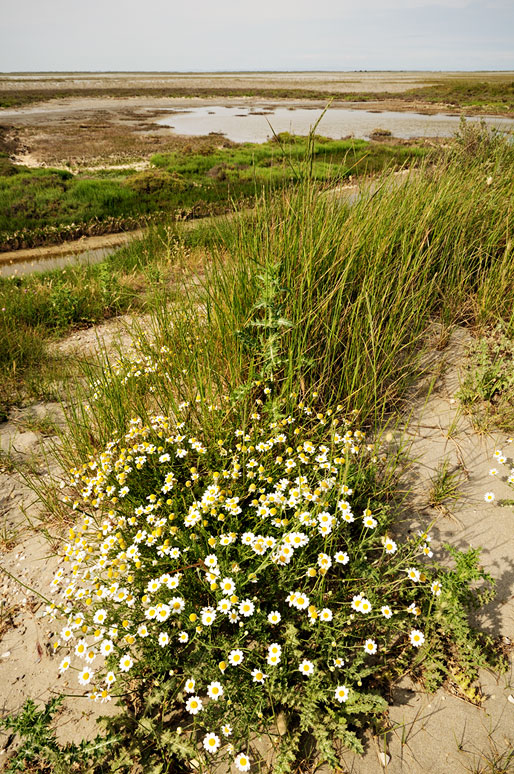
0, 135, 425, 250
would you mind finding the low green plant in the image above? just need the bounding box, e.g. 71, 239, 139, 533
428, 458, 465, 509
458, 324, 514, 432
0, 696, 112, 773
0, 136, 425, 249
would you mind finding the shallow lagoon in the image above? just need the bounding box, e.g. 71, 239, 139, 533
158, 105, 514, 143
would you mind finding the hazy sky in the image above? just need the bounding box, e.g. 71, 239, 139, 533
1, 0, 513, 72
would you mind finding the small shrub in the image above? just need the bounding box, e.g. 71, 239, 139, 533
124, 169, 186, 195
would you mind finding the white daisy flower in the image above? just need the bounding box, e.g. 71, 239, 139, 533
234, 752, 251, 772
267, 611, 281, 624
218, 598, 232, 613
100, 639, 114, 656
60, 627, 74, 642
207, 681, 224, 700
220, 577, 235, 595
334, 685, 349, 703
364, 639, 377, 655
359, 597, 372, 614
78, 668, 94, 686
299, 659, 315, 676
119, 654, 134, 672
203, 732, 221, 754
228, 649, 244, 666
170, 597, 185, 614
290, 592, 309, 610
185, 695, 203, 715
239, 599, 255, 617
251, 668, 268, 683
201, 607, 216, 626
105, 671, 116, 686
146, 578, 161, 594
74, 639, 87, 658
85, 649, 96, 664
93, 609, 107, 625
409, 629, 425, 647
382, 537, 397, 554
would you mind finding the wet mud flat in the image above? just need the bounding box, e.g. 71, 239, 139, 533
1, 69, 513, 168
1, 93, 509, 169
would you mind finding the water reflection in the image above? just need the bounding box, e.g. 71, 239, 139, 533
0, 246, 113, 278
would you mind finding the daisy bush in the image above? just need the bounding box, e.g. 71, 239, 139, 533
44, 390, 500, 772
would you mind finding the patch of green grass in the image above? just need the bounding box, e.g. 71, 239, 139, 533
408, 79, 514, 112
0, 225, 185, 416
428, 458, 465, 509
0, 86, 385, 110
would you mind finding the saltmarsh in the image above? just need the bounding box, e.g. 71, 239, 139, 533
2, 123, 514, 773
0, 135, 424, 250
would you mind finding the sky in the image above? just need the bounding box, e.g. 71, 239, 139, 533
1, 0, 513, 72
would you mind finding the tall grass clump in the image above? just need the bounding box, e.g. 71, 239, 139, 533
192, 122, 514, 424
50, 125, 514, 464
